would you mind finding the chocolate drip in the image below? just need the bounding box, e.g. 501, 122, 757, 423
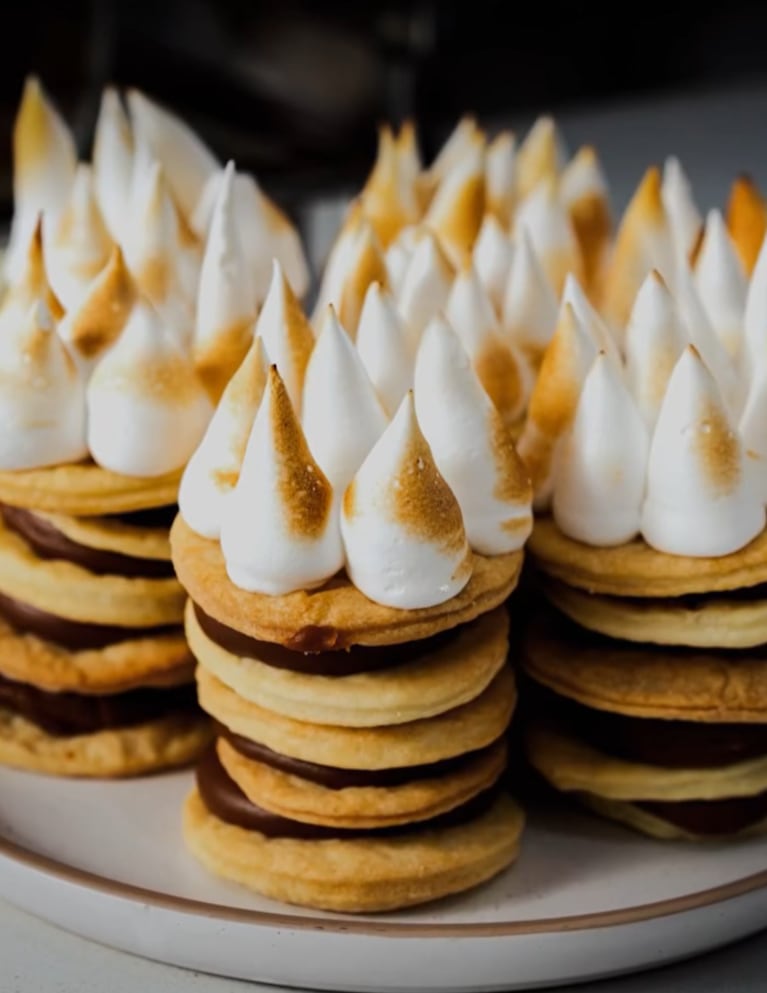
196, 747, 498, 839
194, 603, 461, 675
107, 505, 178, 530
0, 672, 197, 736
0, 589, 179, 651
1, 505, 175, 579
638, 790, 767, 835
219, 725, 501, 790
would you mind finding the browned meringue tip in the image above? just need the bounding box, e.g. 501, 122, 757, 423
65, 244, 136, 361
516, 115, 560, 200
726, 174, 767, 276
626, 165, 664, 220
13, 75, 47, 151
396, 119, 418, 153
19, 215, 65, 321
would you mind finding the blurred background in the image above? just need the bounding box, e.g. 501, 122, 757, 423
4, 0, 767, 263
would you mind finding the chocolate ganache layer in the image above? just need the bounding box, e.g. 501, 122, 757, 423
0, 672, 197, 736
637, 790, 767, 836
194, 603, 463, 675
528, 682, 767, 769
108, 505, 179, 530
219, 725, 503, 790
0, 589, 179, 651
197, 747, 499, 839
1, 505, 175, 579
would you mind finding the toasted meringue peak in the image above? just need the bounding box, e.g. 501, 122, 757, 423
642, 347, 765, 557
179, 336, 269, 539
341, 392, 471, 608
561, 273, 620, 364
743, 231, 767, 368
414, 317, 532, 554
358, 125, 419, 248
473, 213, 514, 314
397, 230, 454, 353
87, 299, 212, 476
553, 353, 648, 546
312, 219, 387, 337
624, 270, 686, 430
424, 141, 485, 267
395, 120, 422, 184
662, 156, 702, 262
302, 307, 388, 493
486, 131, 516, 227
221, 366, 342, 595
693, 209, 747, 360
193, 162, 256, 403
518, 302, 597, 507
127, 88, 218, 219
57, 245, 135, 369
727, 175, 767, 277
515, 116, 564, 201
1, 218, 64, 327
561, 146, 611, 296
514, 178, 582, 296
356, 282, 413, 415
5, 77, 76, 284
255, 260, 314, 412
384, 226, 416, 296
502, 227, 558, 369
0, 300, 87, 470
428, 116, 482, 186
92, 88, 133, 242
44, 164, 113, 309
602, 166, 676, 330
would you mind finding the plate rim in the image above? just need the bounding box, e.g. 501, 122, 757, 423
0, 831, 765, 938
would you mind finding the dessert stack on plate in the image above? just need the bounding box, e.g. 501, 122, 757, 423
172, 276, 535, 912
519, 209, 767, 839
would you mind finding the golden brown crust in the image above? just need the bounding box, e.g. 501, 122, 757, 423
529, 516, 767, 597
0, 710, 211, 777
0, 463, 181, 515
187, 601, 509, 727
197, 665, 516, 770
37, 511, 171, 560
217, 737, 507, 830
171, 515, 523, 647
183, 788, 524, 912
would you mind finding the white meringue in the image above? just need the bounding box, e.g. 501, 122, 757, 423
553, 353, 648, 546
694, 209, 747, 360
92, 88, 133, 242
560, 146, 611, 293
302, 307, 388, 492
0, 219, 63, 334
414, 316, 532, 554
624, 270, 687, 430
356, 282, 413, 415
561, 145, 609, 208
341, 393, 472, 608
426, 116, 482, 190
485, 130, 516, 226
0, 301, 87, 470
502, 227, 558, 368
397, 231, 454, 354
254, 260, 315, 413
193, 161, 256, 401
179, 337, 269, 539
221, 366, 343, 595
515, 116, 564, 201
561, 273, 620, 365
5, 77, 76, 284
514, 178, 582, 296
86, 300, 212, 476
473, 213, 514, 314
641, 347, 765, 557
311, 218, 387, 336
384, 230, 415, 296
743, 231, 767, 368
424, 140, 485, 266
739, 347, 767, 498
662, 156, 702, 262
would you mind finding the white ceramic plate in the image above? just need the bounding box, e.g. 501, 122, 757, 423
0, 765, 764, 992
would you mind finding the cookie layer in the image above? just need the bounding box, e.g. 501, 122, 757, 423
36, 510, 171, 560
183, 787, 523, 912
172, 516, 523, 648
197, 665, 516, 770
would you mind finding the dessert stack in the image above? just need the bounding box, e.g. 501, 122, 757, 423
172, 277, 534, 911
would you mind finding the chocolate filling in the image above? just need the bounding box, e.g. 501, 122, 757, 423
0, 589, 179, 651
196, 746, 498, 839
637, 790, 767, 836
1, 504, 175, 579
219, 725, 502, 790
528, 682, 767, 769
194, 602, 463, 675
0, 671, 197, 736
107, 505, 178, 530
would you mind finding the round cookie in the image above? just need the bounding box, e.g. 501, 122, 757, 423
197, 665, 517, 770
581, 794, 767, 842
0, 709, 211, 777
522, 612, 767, 723
529, 516, 767, 597
171, 516, 523, 648
0, 464, 181, 516
187, 601, 509, 727
543, 578, 767, 649
217, 737, 507, 830
183, 788, 524, 913
36, 511, 171, 561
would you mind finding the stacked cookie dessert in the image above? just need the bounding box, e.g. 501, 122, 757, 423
172, 282, 534, 911
519, 218, 767, 838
